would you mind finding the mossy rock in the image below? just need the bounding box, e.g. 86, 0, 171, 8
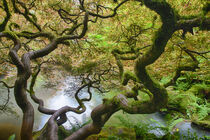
192, 116, 210, 131
86, 126, 136, 140
167, 91, 190, 113
167, 84, 210, 113
187, 84, 210, 99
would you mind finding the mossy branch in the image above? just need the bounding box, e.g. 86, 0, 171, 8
176, 17, 210, 32
68, 1, 177, 139
11, 0, 42, 31
122, 71, 138, 85
0, 0, 11, 32
133, 0, 177, 111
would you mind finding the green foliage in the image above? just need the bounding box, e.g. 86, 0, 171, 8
168, 82, 210, 121
0, 0, 209, 139
8, 134, 15, 140
182, 129, 210, 140
116, 114, 182, 139
87, 126, 135, 140
186, 97, 210, 120
106, 135, 123, 140
189, 83, 210, 94
167, 118, 184, 132
55, 54, 72, 71
85, 33, 114, 51
115, 115, 134, 128
116, 115, 157, 139
58, 126, 70, 140
103, 89, 121, 100
175, 73, 194, 91
160, 76, 172, 85
116, 114, 210, 140
192, 115, 210, 130
174, 72, 209, 91
72, 61, 98, 74
149, 117, 183, 134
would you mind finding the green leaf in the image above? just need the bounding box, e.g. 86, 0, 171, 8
168, 118, 183, 132
95, 34, 102, 39
160, 76, 172, 84
8, 134, 15, 140
145, 23, 153, 28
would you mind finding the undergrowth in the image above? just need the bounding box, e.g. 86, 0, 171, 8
115, 113, 210, 140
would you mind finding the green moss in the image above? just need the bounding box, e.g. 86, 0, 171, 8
0, 0, 11, 32
122, 71, 137, 85
33, 125, 70, 140
192, 116, 210, 130
2, 30, 19, 40
58, 126, 71, 140
102, 98, 115, 107
103, 90, 121, 100
167, 84, 210, 120
86, 126, 136, 140
33, 124, 47, 140
187, 83, 210, 98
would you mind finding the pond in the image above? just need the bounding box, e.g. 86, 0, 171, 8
35, 76, 102, 130
0, 74, 102, 139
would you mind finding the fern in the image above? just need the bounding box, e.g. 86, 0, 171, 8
150, 118, 184, 133
116, 113, 209, 139
168, 118, 184, 132
160, 76, 172, 85
175, 74, 194, 91
186, 96, 210, 120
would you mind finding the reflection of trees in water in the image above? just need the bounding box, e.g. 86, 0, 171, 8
0, 80, 18, 117
64, 76, 82, 97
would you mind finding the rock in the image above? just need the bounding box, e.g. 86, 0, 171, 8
192, 116, 210, 131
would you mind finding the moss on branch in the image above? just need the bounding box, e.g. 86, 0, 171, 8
122, 71, 138, 85
0, 0, 11, 32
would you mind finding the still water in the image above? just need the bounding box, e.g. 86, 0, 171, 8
0, 74, 102, 139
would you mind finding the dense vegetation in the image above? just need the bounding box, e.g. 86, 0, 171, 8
0, 0, 209, 140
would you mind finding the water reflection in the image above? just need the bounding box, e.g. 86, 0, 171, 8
0, 74, 6, 80
35, 76, 102, 130
0, 74, 102, 138
177, 122, 210, 139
